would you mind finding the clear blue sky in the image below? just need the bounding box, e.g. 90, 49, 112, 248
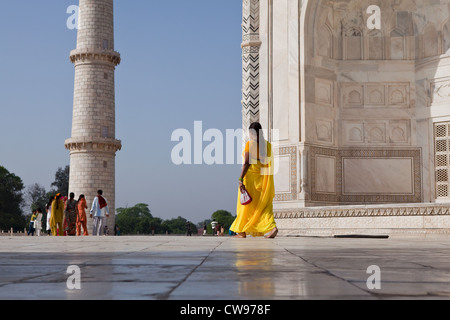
0, 0, 244, 223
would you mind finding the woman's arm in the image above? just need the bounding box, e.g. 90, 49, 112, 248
90, 197, 98, 214
239, 152, 250, 191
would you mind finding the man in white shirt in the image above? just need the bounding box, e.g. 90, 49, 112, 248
90, 190, 109, 236
211, 219, 218, 236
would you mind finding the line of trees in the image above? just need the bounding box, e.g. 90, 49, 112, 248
115, 205, 236, 236
0, 166, 26, 231
1, 165, 237, 235
0, 165, 69, 232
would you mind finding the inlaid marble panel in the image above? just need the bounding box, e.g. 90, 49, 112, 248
316, 155, 336, 194
309, 146, 422, 203
316, 119, 333, 143
341, 83, 410, 108
274, 146, 298, 201
431, 78, 450, 105
274, 155, 291, 194
343, 158, 414, 195
315, 78, 334, 107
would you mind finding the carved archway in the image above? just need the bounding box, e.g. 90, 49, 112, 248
296, 0, 450, 204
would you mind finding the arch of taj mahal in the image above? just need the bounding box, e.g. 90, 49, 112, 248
67, 0, 450, 236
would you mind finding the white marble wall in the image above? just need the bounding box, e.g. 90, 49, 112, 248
274, 203, 450, 237
257, 0, 450, 210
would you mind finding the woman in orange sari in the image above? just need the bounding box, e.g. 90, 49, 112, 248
230, 122, 278, 238
76, 194, 89, 236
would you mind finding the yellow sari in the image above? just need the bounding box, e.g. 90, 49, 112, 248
50, 199, 65, 236
230, 140, 277, 237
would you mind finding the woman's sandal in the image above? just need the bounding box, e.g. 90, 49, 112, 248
233, 233, 247, 238
265, 228, 278, 239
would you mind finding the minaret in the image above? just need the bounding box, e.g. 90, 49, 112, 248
65, 0, 121, 234
242, 0, 261, 143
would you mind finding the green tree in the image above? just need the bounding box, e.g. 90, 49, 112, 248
148, 217, 164, 235
211, 210, 235, 232
116, 203, 159, 235
162, 216, 197, 235
0, 166, 26, 231
51, 165, 69, 196
25, 183, 47, 212
116, 203, 199, 236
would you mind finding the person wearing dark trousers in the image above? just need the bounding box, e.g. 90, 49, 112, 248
27, 210, 37, 236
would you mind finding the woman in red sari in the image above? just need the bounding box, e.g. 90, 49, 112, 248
64, 193, 78, 236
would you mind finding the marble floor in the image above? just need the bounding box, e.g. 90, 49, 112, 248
1, 235, 450, 300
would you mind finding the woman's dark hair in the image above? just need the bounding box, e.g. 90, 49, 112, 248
70, 192, 75, 199
249, 122, 263, 143
78, 194, 85, 201
249, 122, 267, 159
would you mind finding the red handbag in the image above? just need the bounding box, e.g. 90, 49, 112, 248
240, 188, 252, 205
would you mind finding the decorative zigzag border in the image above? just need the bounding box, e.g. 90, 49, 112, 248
242, 0, 261, 140
274, 205, 450, 219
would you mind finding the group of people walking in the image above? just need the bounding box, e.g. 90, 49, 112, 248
27, 208, 43, 236
28, 190, 109, 237
208, 220, 226, 236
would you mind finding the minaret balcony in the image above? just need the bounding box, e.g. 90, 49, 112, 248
65, 137, 122, 153
70, 48, 121, 66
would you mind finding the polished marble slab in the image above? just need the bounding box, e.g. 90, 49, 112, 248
1, 236, 450, 300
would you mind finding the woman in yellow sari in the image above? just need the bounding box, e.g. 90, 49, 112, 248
50, 193, 65, 236
230, 122, 278, 238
